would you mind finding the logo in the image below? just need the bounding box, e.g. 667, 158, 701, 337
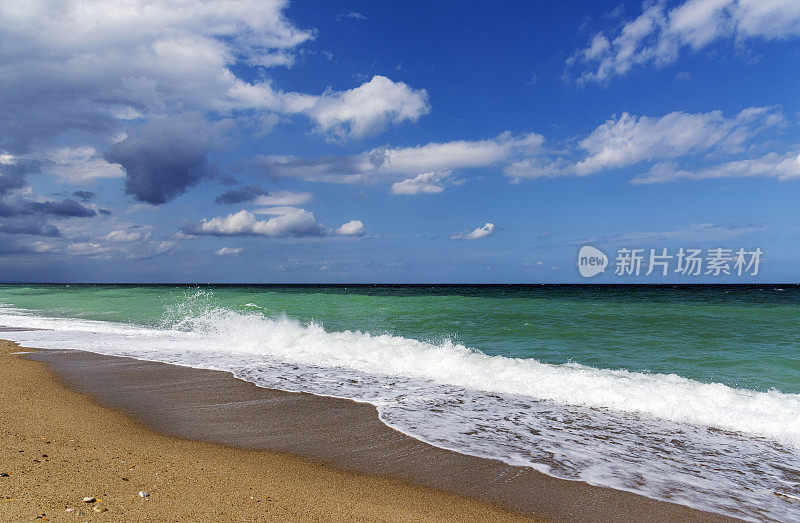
578, 245, 608, 278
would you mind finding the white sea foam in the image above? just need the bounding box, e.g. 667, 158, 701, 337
5, 305, 797, 445
1, 303, 799, 521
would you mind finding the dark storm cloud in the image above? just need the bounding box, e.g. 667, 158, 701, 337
104, 116, 217, 205
214, 185, 269, 204
0, 216, 60, 237
0, 160, 95, 237
0, 198, 96, 218
0, 197, 96, 238
28, 198, 96, 217
0, 160, 40, 196
72, 190, 96, 202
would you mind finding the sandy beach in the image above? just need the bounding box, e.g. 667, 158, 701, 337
0, 338, 733, 522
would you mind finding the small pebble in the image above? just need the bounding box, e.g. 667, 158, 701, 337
138, 491, 149, 498
65, 508, 75, 512
0, 472, 9, 477
92, 506, 108, 513
82, 496, 96, 503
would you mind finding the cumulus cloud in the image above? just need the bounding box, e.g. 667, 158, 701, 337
505, 106, 785, 179
215, 247, 243, 255
569, 0, 800, 83
336, 220, 364, 236
104, 115, 218, 205
215, 185, 270, 204
183, 209, 326, 237
304, 76, 430, 140
0, 0, 311, 152
451, 222, 495, 240
0, 0, 429, 217
228, 74, 429, 140
390, 172, 448, 195
184, 208, 364, 238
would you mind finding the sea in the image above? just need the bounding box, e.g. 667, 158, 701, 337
0, 284, 798, 521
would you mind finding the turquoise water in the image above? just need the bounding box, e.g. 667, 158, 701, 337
1, 284, 798, 393
1, 284, 799, 521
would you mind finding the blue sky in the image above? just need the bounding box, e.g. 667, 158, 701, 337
1, 0, 800, 283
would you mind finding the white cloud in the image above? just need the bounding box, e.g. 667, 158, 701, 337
187, 208, 326, 237
570, 0, 800, 83
46, 147, 124, 183
305, 75, 429, 140
390, 172, 447, 195
252, 190, 312, 206
250, 132, 544, 186
451, 222, 495, 240
380, 133, 543, 175
632, 152, 800, 184
104, 229, 147, 242
249, 106, 792, 188
574, 107, 782, 174
0, 1, 311, 143
336, 220, 364, 236
230, 75, 430, 140
215, 247, 242, 255
0, 1, 427, 158
187, 209, 365, 238
505, 106, 784, 179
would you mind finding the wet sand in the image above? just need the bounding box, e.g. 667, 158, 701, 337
1, 338, 734, 521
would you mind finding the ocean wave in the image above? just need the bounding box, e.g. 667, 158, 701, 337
2, 303, 800, 447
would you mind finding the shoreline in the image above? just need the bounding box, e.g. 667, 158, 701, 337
1, 338, 734, 521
